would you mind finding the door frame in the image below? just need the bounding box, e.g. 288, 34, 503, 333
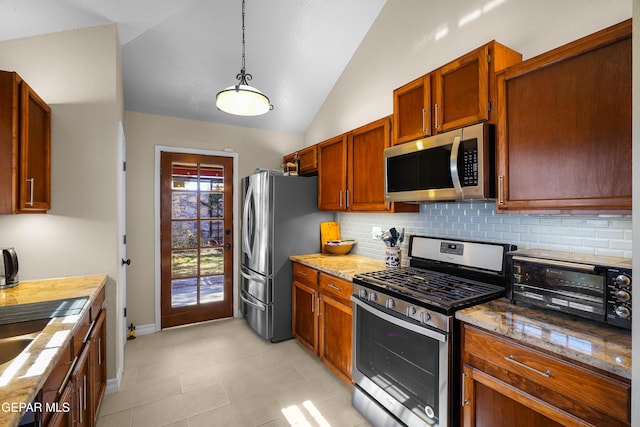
154, 145, 240, 331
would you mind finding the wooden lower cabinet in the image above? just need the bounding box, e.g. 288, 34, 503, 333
292, 262, 353, 383
47, 382, 73, 427
89, 309, 107, 425
72, 344, 90, 427
461, 324, 630, 427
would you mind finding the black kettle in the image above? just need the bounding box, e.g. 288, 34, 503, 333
1, 248, 19, 289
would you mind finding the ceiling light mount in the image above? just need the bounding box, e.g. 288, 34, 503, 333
216, 0, 273, 116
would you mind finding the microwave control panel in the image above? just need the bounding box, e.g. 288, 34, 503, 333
460, 138, 478, 187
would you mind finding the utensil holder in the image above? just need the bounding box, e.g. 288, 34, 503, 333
385, 246, 401, 269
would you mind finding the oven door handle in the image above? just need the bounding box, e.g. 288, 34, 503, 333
352, 296, 447, 343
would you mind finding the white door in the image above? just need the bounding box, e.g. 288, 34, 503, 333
118, 122, 128, 351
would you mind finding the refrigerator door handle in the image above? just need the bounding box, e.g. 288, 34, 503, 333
242, 180, 254, 261
240, 289, 266, 312
240, 267, 267, 283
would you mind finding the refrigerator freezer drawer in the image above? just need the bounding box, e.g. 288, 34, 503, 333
241, 288, 273, 340
241, 265, 271, 304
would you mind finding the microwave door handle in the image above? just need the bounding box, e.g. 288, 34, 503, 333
450, 135, 463, 197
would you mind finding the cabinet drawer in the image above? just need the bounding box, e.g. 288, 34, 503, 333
319, 273, 352, 303
72, 310, 92, 357
464, 325, 630, 424
293, 263, 318, 287
91, 287, 105, 321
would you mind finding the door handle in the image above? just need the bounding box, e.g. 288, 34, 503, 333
121, 258, 131, 266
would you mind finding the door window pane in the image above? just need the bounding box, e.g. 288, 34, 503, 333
200, 248, 224, 276
172, 193, 197, 219
171, 278, 197, 307
172, 221, 197, 248
200, 276, 224, 304
200, 220, 223, 247
200, 192, 223, 218
171, 249, 197, 278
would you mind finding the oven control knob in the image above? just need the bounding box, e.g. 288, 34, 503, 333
407, 306, 417, 316
615, 306, 631, 318
368, 292, 378, 302
358, 289, 368, 299
615, 290, 631, 302
614, 275, 631, 287
386, 298, 396, 309
422, 312, 431, 323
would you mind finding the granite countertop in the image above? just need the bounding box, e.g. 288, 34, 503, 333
0, 275, 107, 427
290, 253, 386, 280
456, 298, 632, 380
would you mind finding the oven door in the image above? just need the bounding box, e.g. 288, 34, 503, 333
351, 297, 449, 427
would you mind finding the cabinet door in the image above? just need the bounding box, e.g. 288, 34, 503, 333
462, 365, 569, 427
393, 75, 431, 144
292, 280, 318, 354
47, 381, 73, 427
89, 309, 107, 425
72, 344, 90, 427
318, 294, 352, 384
496, 21, 631, 213
298, 145, 318, 175
347, 117, 390, 211
42, 341, 73, 426
317, 134, 347, 211
19, 80, 51, 212
433, 46, 489, 133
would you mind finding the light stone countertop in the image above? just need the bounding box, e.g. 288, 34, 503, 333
456, 298, 632, 380
289, 253, 387, 280
0, 275, 107, 427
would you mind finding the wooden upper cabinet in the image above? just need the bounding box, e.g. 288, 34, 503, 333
0, 71, 51, 214
318, 134, 348, 211
318, 117, 418, 213
393, 74, 432, 144
283, 145, 319, 176
496, 20, 631, 214
393, 41, 521, 145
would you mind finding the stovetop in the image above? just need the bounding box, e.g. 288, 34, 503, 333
354, 266, 506, 311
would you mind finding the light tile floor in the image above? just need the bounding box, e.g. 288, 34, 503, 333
96, 318, 370, 427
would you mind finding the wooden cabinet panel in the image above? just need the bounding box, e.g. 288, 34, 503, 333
318, 294, 352, 384
47, 381, 73, 427
462, 324, 630, 426
317, 134, 348, 211
292, 279, 318, 354
393, 75, 432, 144
297, 145, 318, 175
318, 272, 352, 303
42, 341, 73, 426
0, 71, 51, 214
293, 263, 318, 288
496, 20, 631, 213
71, 343, 90, 427
89, 309, 106, 426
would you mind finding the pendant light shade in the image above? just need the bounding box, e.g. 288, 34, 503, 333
216, 0, 272, 116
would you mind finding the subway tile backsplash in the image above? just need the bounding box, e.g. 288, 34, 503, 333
337, 201, 632, 264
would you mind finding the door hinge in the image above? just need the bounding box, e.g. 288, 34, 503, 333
488, 53, 492, 64
124, 307, 127, 317
123, 234, 127, 245
123, 161, 127, 172
488, 100, 493, 112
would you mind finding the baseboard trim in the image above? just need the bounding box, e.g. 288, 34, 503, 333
132, 323, 157, 336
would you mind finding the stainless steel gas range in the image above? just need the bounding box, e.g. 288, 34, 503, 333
351, 235, 516, 427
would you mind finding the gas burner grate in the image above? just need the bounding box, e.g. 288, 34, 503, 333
355, 267, 505, 308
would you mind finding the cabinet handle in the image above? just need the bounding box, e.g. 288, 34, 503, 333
461, 371, 469, 406
311, 294, 314, 313
339, 190, 343, 208
327, 283, 343, 292
298, 271, 308, 277
26, 178, 34, 206
421, 108, 428, 133
434, 104, 441, 130
83, 375, 87, 410
346, 190, 350, 208
78, 383, 83, 424
504, 355, 551, 378
58, 356, 78, 395
98, 337, 102, 365
83, 321, 95, 343
497, 175, 504, 205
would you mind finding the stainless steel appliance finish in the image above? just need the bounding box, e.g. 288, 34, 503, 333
507, 249, 632, 329
384, 123, 495, 203
352, 235, 516, 426
0, 248, 19, 289
240, 170, 332, 342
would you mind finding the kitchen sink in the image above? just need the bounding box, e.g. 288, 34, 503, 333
0, 318, 51, 340
0, 296, 88, 325
0, 338, 34, 365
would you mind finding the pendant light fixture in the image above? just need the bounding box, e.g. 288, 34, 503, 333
216, 0, 272, 116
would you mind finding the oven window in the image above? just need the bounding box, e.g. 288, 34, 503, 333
355, 304, 440, 424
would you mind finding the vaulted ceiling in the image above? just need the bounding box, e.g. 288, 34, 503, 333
0, 0, 387, 134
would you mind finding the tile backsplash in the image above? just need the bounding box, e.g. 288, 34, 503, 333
337, 201, 632, 264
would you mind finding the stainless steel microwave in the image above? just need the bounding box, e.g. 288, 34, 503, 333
384, 122, 495, 202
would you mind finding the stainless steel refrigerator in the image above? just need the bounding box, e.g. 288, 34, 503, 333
241, 170, 332, 342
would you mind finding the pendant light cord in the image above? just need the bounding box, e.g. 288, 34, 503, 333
236, 0, 252, 85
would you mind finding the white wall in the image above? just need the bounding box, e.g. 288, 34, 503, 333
0, 25, 123, 379
123, 111, 303, 327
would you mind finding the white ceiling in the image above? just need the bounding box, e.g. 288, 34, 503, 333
0, 0, 387, 134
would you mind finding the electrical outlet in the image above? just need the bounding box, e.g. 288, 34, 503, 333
371, 226, 382, 239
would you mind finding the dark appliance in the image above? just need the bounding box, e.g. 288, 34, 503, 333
384, 123, 495, 203
1, 247, 19, 289
351, 235, 516, 426
240, 170, 333, 342
507, 249, 632, 329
